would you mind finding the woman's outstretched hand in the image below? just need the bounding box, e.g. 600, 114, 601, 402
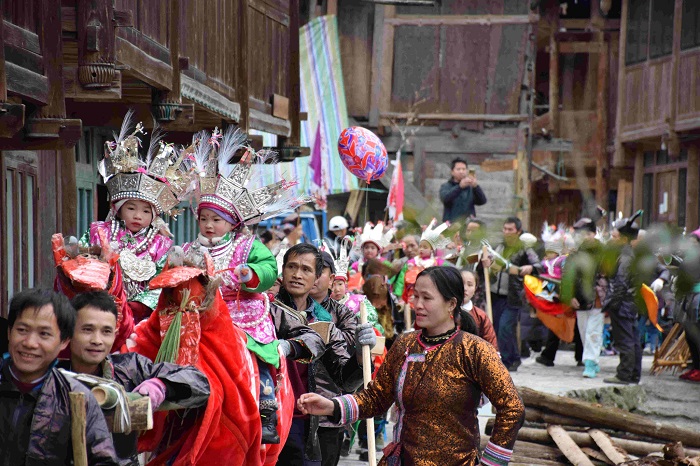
297, 393, 335, 416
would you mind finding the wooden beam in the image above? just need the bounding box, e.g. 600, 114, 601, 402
152, 0, 191, 128
381, 128, 520, 153
385, 14, 538, 26
237, 0, 249, 132
180, 74, 240, 122
0, 122, 82, 150
549, 32, 559, 134
116, 37, 172, 90
481, 158, 516, 172
249, 108, 291, 137
532, 138, 574, 152
595, 32, 609, 208
632, 148, 643, 212
25, 118, 82, 148
379, 6, 396, 131
557, 41, 604, 54
380, 112, 528, 122
560, 18, 620, 31
0, 9, 6, 102
286, 0, 301, 146
613, 0, 628, 167
619, 124, 668, 143
327, 0, 338, 16
61, 6, 76, 32
2, 20, 41, 55
272, 94, 290, 120
6, 62, 48, 104
61, 148, 78, 237
667, 0, 683, 157
37, 0, 67, 119
521, 387, 700, 448
368, 5, 386, 127
686, 145, 699, 231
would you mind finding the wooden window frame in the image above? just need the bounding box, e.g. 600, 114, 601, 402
1, 152, 39, 314
626, 0, 675, 65
641, 149, 688, 227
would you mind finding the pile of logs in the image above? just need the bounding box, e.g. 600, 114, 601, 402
483, 387, 700, 465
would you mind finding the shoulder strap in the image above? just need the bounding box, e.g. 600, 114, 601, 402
273, 299, 308, 325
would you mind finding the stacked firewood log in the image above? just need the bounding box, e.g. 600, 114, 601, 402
482, 387, 700, 466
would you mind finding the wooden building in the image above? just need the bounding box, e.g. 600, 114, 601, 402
0, 0, 303, 310
529, 0, 626, 229
615, 0, 700, 230
329, 0, 631, 232
332, 0, 540, 228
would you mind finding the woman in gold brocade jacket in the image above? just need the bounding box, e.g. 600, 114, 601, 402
298, 266, 525, 466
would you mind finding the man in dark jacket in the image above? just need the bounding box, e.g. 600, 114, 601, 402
0, 288, 117, 466
275, 243, 374, 466
481, 217, 542, 371
439, 158, 487, 223
602, 215, 670, 385
63, 291, 210, 466
309, 251, 360, 466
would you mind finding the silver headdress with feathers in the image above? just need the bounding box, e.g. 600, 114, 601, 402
192, 126, 311, 226
98, 110, 195, 215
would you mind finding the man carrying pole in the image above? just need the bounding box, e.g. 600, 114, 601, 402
62, 291, 210, 466
0, 288, 117, 465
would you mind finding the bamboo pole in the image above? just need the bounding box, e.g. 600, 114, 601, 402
403, 302, 412, 331
360, 301, 377, 466
70, 392, 88, 466
482, 245, 493, 321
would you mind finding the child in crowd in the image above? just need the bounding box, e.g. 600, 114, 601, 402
348, 222, 395, 292
183, 127, 307, 444
400, 219, 449, 304
460, 269, 499, 350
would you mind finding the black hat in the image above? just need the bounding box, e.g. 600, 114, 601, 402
320, 251, 336, 274
613, 210, 643, 239
573, 217, 596, 233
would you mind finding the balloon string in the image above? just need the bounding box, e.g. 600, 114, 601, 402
364, 180, 369, 224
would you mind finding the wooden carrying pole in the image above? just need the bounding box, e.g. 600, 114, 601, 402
70, 392, 89, 466
403, 302, 412, 331
482, 245, 493, 321
360, 301, 377, 466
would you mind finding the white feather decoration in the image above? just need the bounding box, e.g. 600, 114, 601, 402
217, 126, 248, 178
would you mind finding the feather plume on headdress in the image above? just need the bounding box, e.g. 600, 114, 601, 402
193, 127, 311, 227
420, 218, 451, 251
359, 222, 395, 250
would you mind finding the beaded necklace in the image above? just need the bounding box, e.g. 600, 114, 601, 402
203, 233, 250, 284
420, 326, 458, 345
110, 219, 157, 254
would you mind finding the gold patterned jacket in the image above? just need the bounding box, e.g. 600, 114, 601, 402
335, 330, 525, 466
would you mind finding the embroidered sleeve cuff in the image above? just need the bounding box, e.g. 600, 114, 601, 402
334, 394, 360, 425
481, 441, 513, 466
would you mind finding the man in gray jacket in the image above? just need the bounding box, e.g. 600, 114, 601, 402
0, 288, 117, 466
